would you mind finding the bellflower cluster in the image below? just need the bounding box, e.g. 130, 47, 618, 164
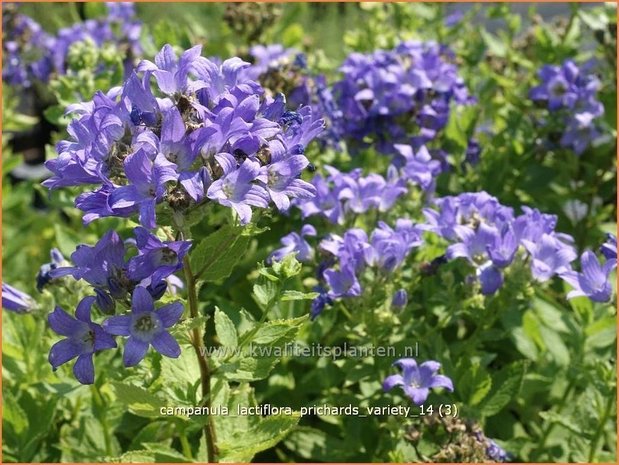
2, 283, 35, 313
2, 8, 54, 87
295, 166, 407, 224
50, 228, 190, 308
328, 40, 472, 154
560, 233, 616, 303
243, 44, 311, 108
529, 60, 604, 155
2, 3, 142, 87
311, 219, 423, 317
43, 44, 323, 227
422, 191, 578, 295
383, 358, 454, 405
46, 228, 190, 384
269, 224, 317, 263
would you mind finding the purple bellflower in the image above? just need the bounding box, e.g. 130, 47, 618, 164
103, 287, 183, 367
561, 251, 616, 303
2, 283, 35, 313
269, 224, 317, 263
383, 358, 454, 405
48, 296, 117, 384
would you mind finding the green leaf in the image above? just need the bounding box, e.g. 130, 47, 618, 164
253, 278, 279, 311
444, 104, 478, 152
585, 315, 617, 349
215, 307, 238, 348
83, 2, 107, 19
190, 225, 250, 282
480, 361, 527, 417
280, 290, 320, 302
3, 391, 29, 439
480, 29, 507, 57
459, 363, 493, 406
110, 382, 167, 418
250, 316, 308, 345
218, 413, 300, 462
282, 24, 304, 47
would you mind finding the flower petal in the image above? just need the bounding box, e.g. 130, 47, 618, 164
48, 307, 84, 337
151, 331, 181, 358
73, 354, 95, 384
382, 374, 404, 392
49, 338, 81, 369
102, 315, 131, 336
132, 286, 155, 314
156, 302, 184, 328
123, 337, 149, 367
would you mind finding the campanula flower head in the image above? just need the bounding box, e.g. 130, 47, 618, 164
296, 166, 407, 224
486, 439, 509, 462
530, 59, 604, 155
423, 191, 578, 295
51, 229, 191, 304
269, 224, 317, 263
383, 358, 454, 405
127, 227, 192, 284
326, 41, 472, 155
3, 3, 142, 87
312, 220, 422, 309
44, 44, 323, 228
48, 296, 117, 384
561, 250, 616, 303
103, 286, 183, 366
2, 10, 53, 87
2, 283, 35, 313
243, 44, 311, 108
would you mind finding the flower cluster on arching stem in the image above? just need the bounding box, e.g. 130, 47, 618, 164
45, 228, 190, 384
40, 42, 324, 384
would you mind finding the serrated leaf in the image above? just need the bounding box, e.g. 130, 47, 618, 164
215, 307, 238, 348
280, 290, 319, 302
190, 225, 250, 282
218, 413, 300, 462
110, 382, 167, 418
250, 316, 308, 345
480, 361, 527, 417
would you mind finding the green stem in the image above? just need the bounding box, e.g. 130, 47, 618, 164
588, 394, 614, 462
179, 429, 193, 461
182, 254, 218, 462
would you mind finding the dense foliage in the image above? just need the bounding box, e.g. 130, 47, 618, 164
2, 3, 617, 463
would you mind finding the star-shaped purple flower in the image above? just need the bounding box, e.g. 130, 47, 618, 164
383, 358, 454, 405
561, 251, 616, 303
206, 153, 269, 224
48, 296, 117, 384
103, 287, 183, 367
127, 227, 192, 284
